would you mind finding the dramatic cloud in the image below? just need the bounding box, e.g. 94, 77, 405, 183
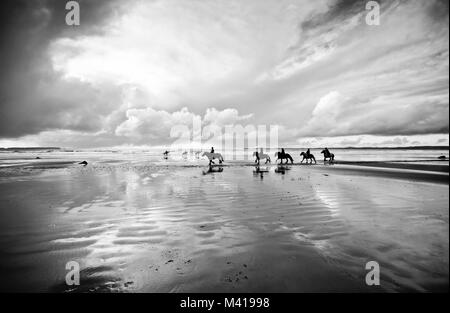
301, 90, 449, 136
0, 0, 132, 138
0, 0, 448, 148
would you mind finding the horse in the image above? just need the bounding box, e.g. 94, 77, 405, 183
321, 149, 335, 163
202, 152, 224, 165
300, 151, 316, 164
253, 151, 271, 164
274, 151, 294, 164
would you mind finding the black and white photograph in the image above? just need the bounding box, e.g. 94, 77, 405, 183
0, 0, 448, 301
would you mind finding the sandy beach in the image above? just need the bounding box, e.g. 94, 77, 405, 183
0, 153, 448, 293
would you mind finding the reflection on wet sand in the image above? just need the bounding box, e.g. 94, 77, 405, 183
0, 163, 447, 292
253, 166, 270, 180
202, 165, 224, 175
274, 165, 291, 174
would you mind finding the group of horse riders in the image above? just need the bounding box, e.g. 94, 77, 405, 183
164, 147, 335, 165
257, 147, 334, 165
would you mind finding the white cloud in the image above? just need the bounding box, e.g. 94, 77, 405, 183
114, 106, 255, 146
115, 107, 198, 139
204, 108, 253, 126
300, 89, 449, 137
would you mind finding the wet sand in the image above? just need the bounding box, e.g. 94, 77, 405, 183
0, 161, 448, 292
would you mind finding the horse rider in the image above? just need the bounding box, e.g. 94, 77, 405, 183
306, 148, 311, 157
210, 147, 215, 153
281, 148, 285, 155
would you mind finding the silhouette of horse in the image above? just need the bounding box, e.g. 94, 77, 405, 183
321, 149, 335, 162
300, 151, 316, 164
274, 151, 294, 164
253, 151, 271, 164
202, 152, 224, 165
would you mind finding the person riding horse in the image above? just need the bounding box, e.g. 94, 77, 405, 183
300, 148, 316, 164
321, 147, 335, 163
254, 148, 271, 165
275, 148, 294, 164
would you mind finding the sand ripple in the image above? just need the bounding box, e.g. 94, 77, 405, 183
0, 164, 447, 292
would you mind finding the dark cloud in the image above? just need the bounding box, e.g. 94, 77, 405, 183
427, 0, 450, 21
299, 0, 368, 32
0, 0, 129, 137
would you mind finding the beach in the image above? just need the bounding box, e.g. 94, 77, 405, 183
0, 150, 448, 292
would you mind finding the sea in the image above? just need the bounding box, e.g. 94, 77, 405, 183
0, 147, 449, 168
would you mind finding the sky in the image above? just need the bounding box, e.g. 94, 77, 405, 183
0, 0, 448, 149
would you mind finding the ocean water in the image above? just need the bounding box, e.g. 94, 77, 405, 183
0, 148, 448, 168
